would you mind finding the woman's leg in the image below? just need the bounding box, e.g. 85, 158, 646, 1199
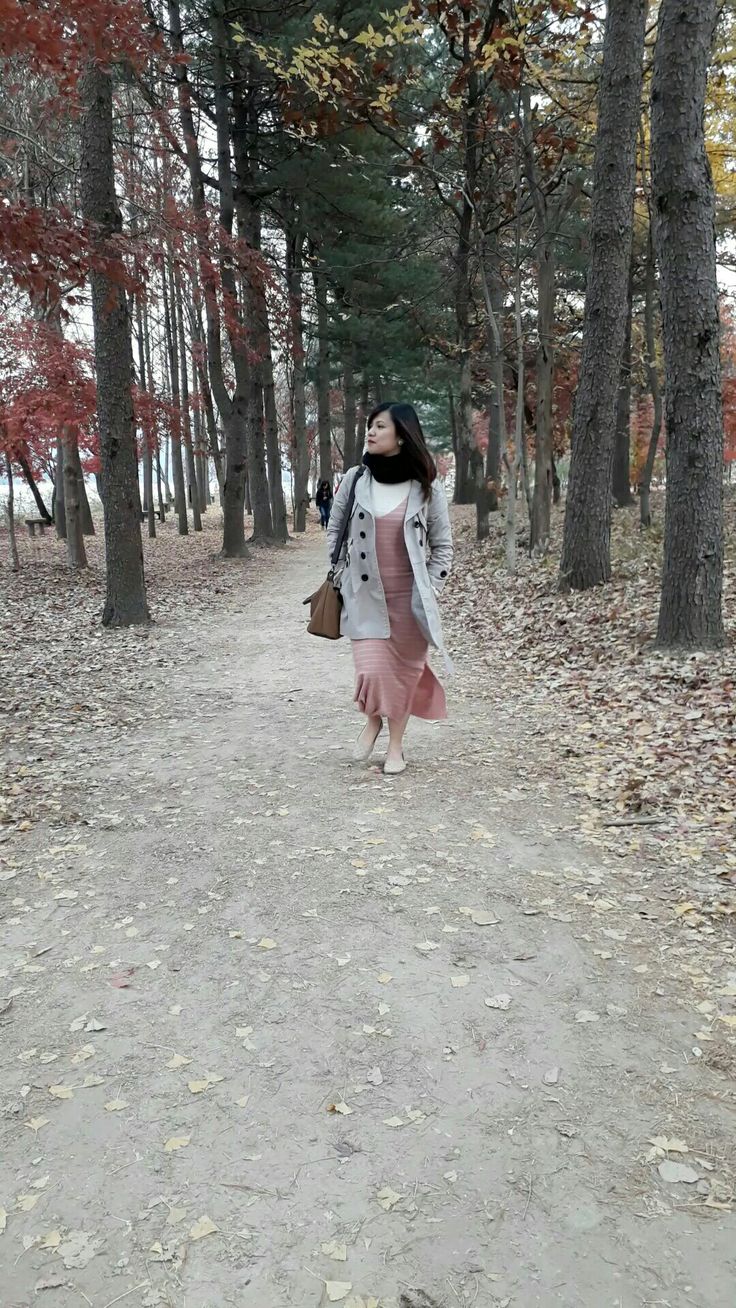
385, 713, 409, 767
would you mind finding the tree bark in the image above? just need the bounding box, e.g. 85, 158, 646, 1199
531, 236, 556, 548
161, 258, 188, 534
6, 455, 19, 572
62, 431, 88, 568
652, 0, 724, 647
612, 265, 635, 507
80, 64, 149, 626
342, 344, 357, 470
639, 220, 663, 528
175, 267, 202, 531
54, 439, 67, 538
287, 211, 309, 532
559, 0, 647, 590
18, 452, 53, 525
314, 261, 332, 484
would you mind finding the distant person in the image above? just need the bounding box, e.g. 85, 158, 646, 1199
326, 402, 453, 776
315, 479, 333, 529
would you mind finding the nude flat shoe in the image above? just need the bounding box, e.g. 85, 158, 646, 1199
382, 753, 406, 776
353, 721, 383, 763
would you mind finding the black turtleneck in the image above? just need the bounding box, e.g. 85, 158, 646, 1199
362, 450, 413, 483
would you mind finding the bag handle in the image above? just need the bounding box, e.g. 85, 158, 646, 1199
330, 466, 365, 570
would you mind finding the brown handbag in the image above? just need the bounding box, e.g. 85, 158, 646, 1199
303, 467, 365, 640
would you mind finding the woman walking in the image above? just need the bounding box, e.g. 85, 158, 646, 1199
327, 402, 453, 775
315, 479, 333, 529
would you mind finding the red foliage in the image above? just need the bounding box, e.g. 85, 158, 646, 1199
0, 319, 98, 468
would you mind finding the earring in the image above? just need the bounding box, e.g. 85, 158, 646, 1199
397, 439, 403, 447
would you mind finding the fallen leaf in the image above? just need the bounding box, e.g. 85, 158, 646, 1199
415, 940, 439, 953
377, 972, 392, 984
469, 910, 499, 926
376, 1185, 403, 1210
25, 1117, 49, 1133
321, 1239, 348, 1261
325, 1281, 352, 1302
104, 1099, 128, 1112
649, 1136, 688, 1154
0, 1209, 7, 1235
485, 994, 512, 1010
575, 1009, 601, 1023
256, 938, 277, 950
383, 1115, 405, 1127
163, 1136, 190, 1152
451, 975, 470, 988
543, 1067, 560, 1085
658, 1161, 700, 1184
81, 1074, 105, 1089
16, 1194, 39, 1212
327, 1101, 353, 1116
235, 1094, 250, 1108
366, 1067, 383, 1086
166, 1053, 191, 1069
49, 1084, 74, 1100
39, 1229, 62, 1250
166, 1207, 188, 1226
58, 1230, 102, 1269
189, 1215, 218, 1241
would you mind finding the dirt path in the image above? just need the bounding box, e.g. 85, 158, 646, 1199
1, 533, 734, 1308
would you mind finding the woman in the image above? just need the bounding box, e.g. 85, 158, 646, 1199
327, 402, 453, 776
315, 479, 333, 529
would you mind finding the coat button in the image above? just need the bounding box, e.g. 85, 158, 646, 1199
360, 531, 366, 539
360, 552, 366, 559
359, 512, 365, 519
361, 573, 369, 582
440, 570, 447, 578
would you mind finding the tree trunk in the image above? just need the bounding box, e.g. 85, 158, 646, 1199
63, 432, 88, 569
136, 295, 156, 538
80, 63, 149, 626
6, 455, 19, 572
530, 237, 556, 550
314, 262, 332, 484
54, 438, 67, 538
343, 345, 357, 470
287, 213, 310, 532
484, 263, 503, 516
162, 258, 188, 534
175, 267, 202, 531
639, 221, 663, 528
559, 0, 647, 591
18, 452, 53, 525
612, 265, 635, 508
652, 0, 724, 648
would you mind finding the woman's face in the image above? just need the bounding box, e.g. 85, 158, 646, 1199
366, 410, 400, 456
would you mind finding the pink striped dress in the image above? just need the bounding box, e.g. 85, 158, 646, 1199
352, 498, 447, 721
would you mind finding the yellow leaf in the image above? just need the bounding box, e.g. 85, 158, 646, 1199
166, 1207, 188, 1226
104, 1099, 128, 1112
327, 1100, 353, 1115
39, 1229, 62, 1250
16, 1194, 39, 1212
377, 972, 392, 984
49, 1084, 74, 1100
25, 1117, 49, 1133
81, 1075, 105, 1088
718, 1014, 736, 1027
326, 1283, 353, 1303
163, 1135, 191, 1152
321, 1239, 348, 1261
376, 1185, 403, 1210
166, 1053, 191, 1069
257, 938, 277, 950
189, 1215, 218, 1241
0, 1208, 7, 1234
451, 975, 469, 987
188, 1080, 210, 1094
674, 902, 696, 916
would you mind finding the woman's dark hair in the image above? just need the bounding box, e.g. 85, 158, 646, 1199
367, 402, 437, 500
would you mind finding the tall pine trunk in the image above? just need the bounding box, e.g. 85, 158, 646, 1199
314, 263, 332, 484
559, 0, 647, 590
162, 258, 188, 535
175, 268, 202, 531
531, 237, 556, 549
343, 345, 357, 470
612, 265, 635, 508
639, 219, 663, 528
80, 64, 148, 625
5, 455, 19, 572
287, 214, 309, 532
652, 0, 724, 648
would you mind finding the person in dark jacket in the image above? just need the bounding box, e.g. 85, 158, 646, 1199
315, 479, 333, 529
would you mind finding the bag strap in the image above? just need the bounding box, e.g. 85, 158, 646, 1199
330, 466, 365, 569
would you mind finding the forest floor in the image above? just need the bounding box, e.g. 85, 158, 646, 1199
1, 498, 735, 1308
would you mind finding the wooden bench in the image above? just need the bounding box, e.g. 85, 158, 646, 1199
25, 518, 50, 538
